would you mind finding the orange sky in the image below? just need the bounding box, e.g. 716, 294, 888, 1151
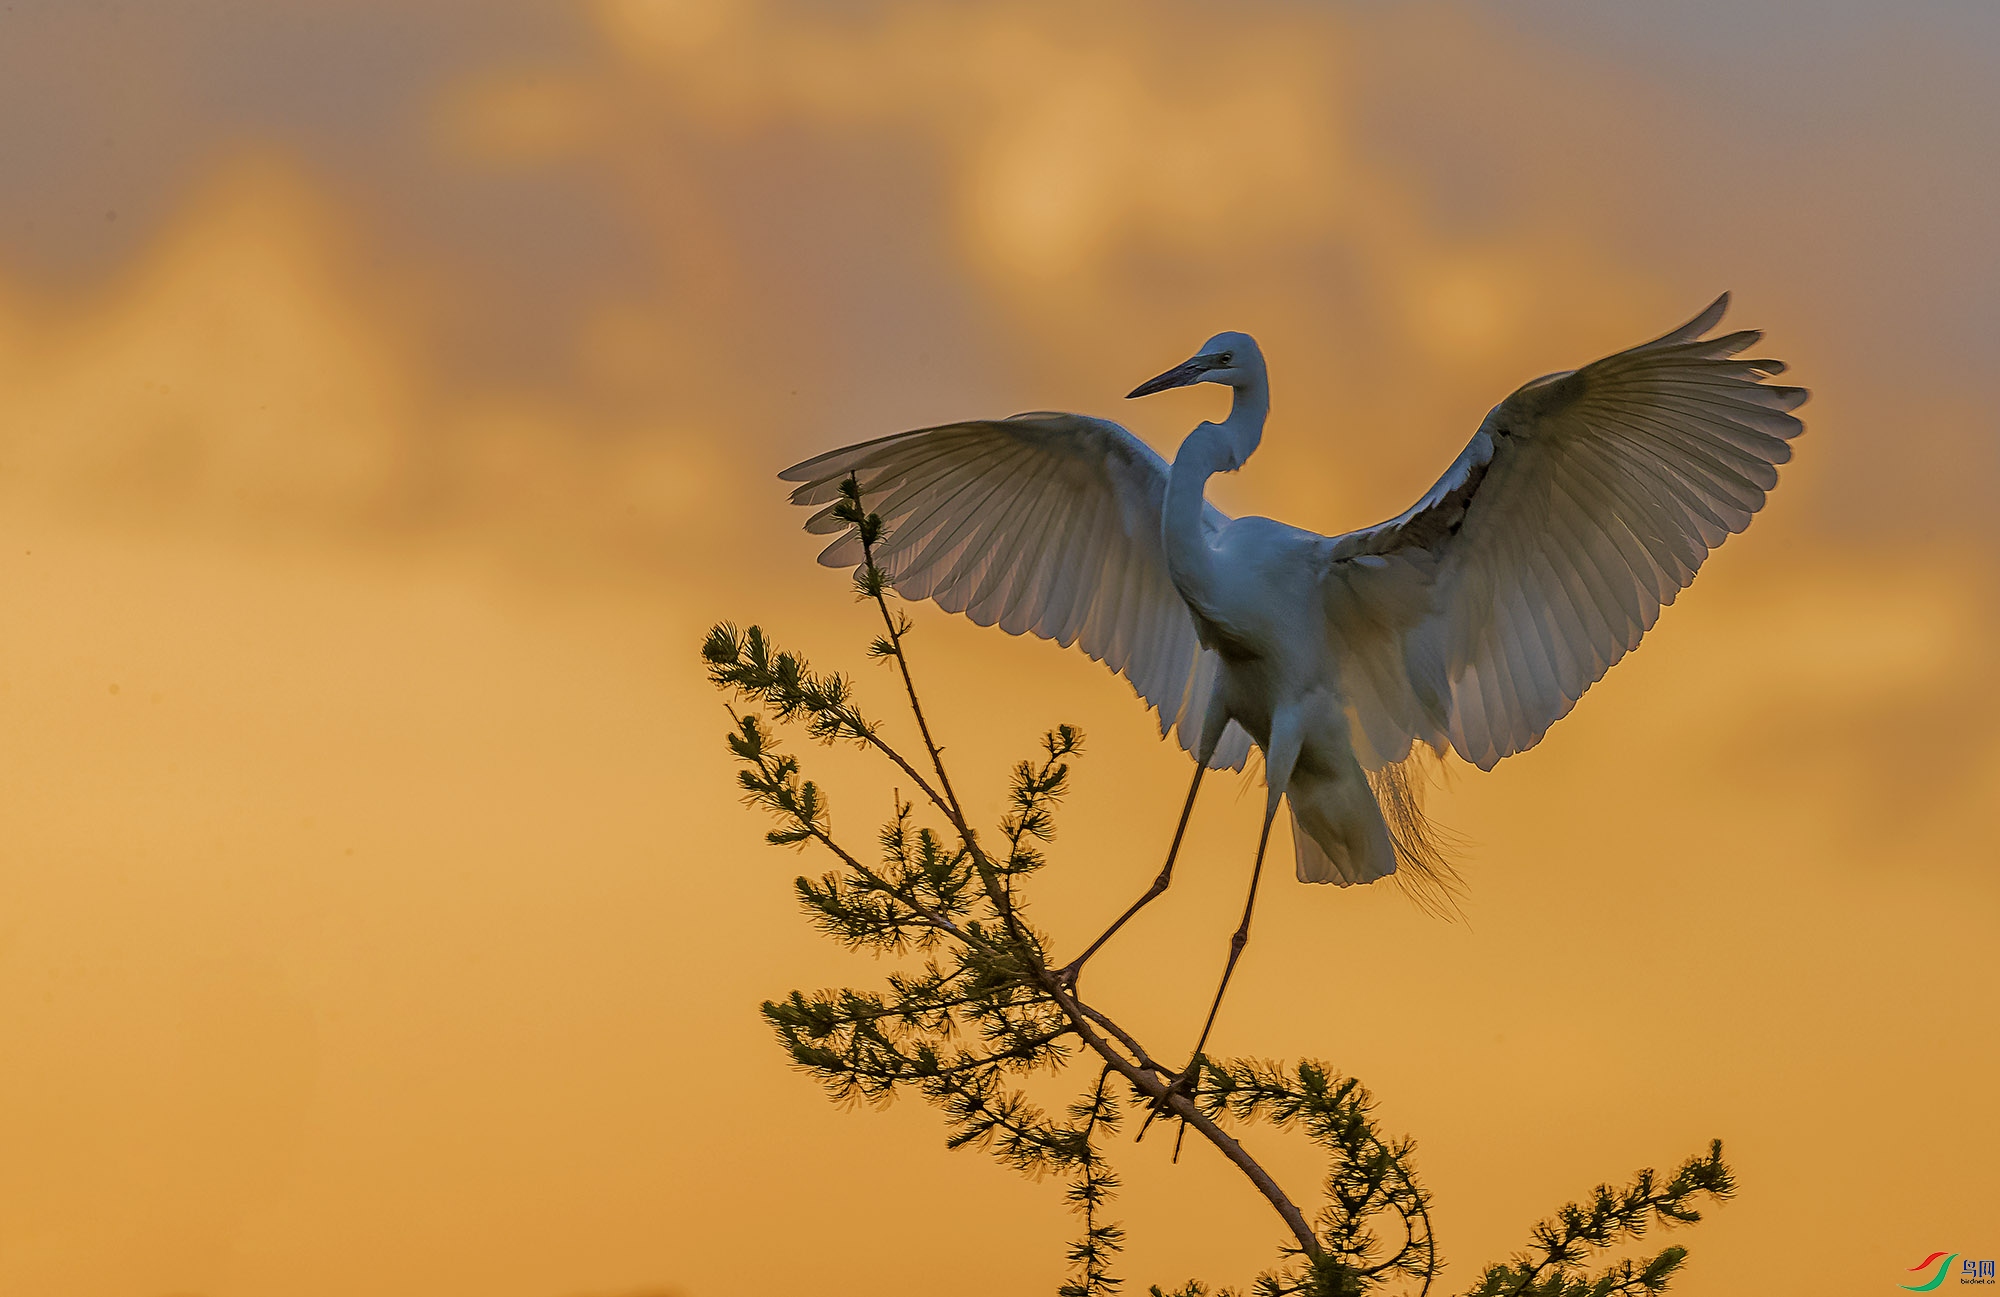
1, 3, 1996, 1295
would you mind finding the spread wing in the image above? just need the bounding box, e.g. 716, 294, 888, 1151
1320, 293, 1808, 771
780, 412, 1253, 770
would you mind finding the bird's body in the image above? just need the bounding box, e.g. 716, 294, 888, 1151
782, 296, 1806, 919
1161, 394, 1404, 887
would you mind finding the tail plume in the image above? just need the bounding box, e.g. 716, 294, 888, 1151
1367, 752, 1466, 919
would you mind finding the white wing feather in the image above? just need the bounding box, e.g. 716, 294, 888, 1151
780, 413, 1253, 770
1322, 294, 1808, 771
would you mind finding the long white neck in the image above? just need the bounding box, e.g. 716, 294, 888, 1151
1164, 379, 1267, 603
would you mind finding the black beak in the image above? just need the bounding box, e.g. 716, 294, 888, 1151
1126, 353, 1225, 399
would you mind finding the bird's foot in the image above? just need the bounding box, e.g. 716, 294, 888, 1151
1137, 1058, 1202, 1146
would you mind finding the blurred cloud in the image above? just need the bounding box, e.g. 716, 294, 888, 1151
0, 159, 410, 524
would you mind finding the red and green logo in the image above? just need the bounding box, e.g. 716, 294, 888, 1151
1904, 1253, 1959, 1292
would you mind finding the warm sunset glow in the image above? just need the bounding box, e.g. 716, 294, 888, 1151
1, 4, 1994, 1295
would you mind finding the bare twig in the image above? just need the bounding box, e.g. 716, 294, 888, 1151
1039, 968, 1321, 1258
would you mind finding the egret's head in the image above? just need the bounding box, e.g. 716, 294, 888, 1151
1125, 331, 1265, 399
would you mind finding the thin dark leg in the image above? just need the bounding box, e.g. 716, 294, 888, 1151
1189, 805, 1276, 1064
1060, 763, 1205, 985
1144, 806, 1279, 1154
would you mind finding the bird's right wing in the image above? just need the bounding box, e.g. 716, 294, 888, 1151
780, 413, 1252, 770
1317, 294, 1807, 772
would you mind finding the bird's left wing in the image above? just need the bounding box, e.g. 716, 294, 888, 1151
781, 413, 1251, 770
1318, 294, 1808, 771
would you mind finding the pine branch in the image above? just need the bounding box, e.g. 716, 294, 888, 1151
706, 623, 950, 816
1061, 1065, 1126, 1297
722, 709, 986, 951
835, 478, 970, 827
1462, 1142, 1733, 1297
1195, 1060, 1434, 1293
1035, 973, 1323, 1259
834, 477, 1044, 955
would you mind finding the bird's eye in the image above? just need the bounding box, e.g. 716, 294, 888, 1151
1219, 351, 1234, 364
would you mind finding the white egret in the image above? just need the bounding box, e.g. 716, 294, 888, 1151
781, 295, 1805, 1058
